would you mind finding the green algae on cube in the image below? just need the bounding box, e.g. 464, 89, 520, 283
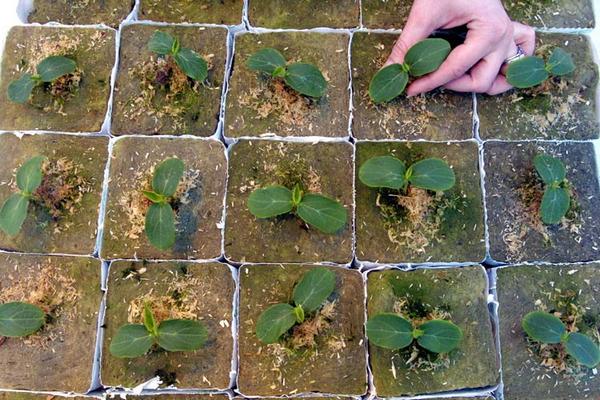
238, 264, 367, 396
496, 264, 600, 400
111, 24, 227, 136
248, 0, 360, 28
102, 261, 235, 389
367, 266, 499, 397
0, 133, 108, 255
225, 140, 353, 264
352, 32, 473, 140
478, 33, 598, 140
28, 0, 134, 28
225, 32, 350, 138
0, 253, 101, 393
484, 141, 600, 263
0, 26, 115, 133
361, 0, 411, 29
139, 0, 243, 25
503, 0, 594, 29
101, 136, 226, 260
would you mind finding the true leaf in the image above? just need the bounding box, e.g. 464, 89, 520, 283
36, 56, 76, 82
285, 63, 327, 98
369, 64, 409, 103
255, 303, 297, 344
408, 158, 456, 191
157, 319, 207, 352
247, 48, 287, 75
145, 202, 176, 250
522, 311, 566, 344
17, 156, 45, 194
506, 56, 549, 88
540, 186, 570, 225
534, 154, 566, 184
247, 185, 293, 218
174, 48, 208, 82
359, 156, 407, 189
7, 74, 36, 104
564, 332, 600, 368
0, 302, 45, 337
404, 38, 451, 77
109, 324, 153, 358
297, 193, 347, 234
417, 319, 463, 353
148, 31, 176, 55
547, 48, 575, 77
292, 267, 336, 313
366, 313, 414, 350
152, 158, 184, 197
142, 190, 166, 204
143, 304, 158, 337
0, 193, 29, 237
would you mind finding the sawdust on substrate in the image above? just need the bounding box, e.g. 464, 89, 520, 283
0, 260, 80, 348
504, 0, 560, 22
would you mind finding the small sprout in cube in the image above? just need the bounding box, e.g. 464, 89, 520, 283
0, 301, 46, 337
246, 47, 328, 98
506, 47, 575, 89
369, 38, 451, 103
255, 267, 336, 344
247, 183, 347, 234
533, 154, 571, 225
110, 303, 208, 358
522, 311, 600, 368
148, 30, 209, 82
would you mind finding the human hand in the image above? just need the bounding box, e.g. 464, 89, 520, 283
385, 0, 536, 96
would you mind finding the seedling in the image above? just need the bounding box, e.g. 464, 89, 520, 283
110, 303, 207, 358
359, 155, 455, 193
148, 30, 208, 82
142, 157, 184, 250
0, 301, 46, 337
7, 56, 77, 104
0, 156, 46, 236
247, 184, 347, 234
506, 47, 575, 89
533, 154, 571, 225
255, 267, 335, 344
246, 47, 328, 98
369, 38, 451, 103
366, 313, 463, 353
522, 311, 600, 368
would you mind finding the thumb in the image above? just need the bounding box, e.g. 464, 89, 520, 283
384, 6, 438, 66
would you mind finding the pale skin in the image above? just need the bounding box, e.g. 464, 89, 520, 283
386, 0, 536, 95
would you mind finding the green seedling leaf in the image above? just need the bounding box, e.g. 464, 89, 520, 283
174, 48, 208, 82
0, 193, 29, 237
0, 302, 45, 337
110, 324, 154, 358
152, 158, 184, 197
547, 48, 575, 76
408, 158, 455, 191
366, 313, 414, 350
256, 303, 297, 344
285, 63, 327, 98
292, 267, 336, 313
157, 319, 208, 352
540, 186, 570, 225
564, 332, 600, 368
417, 319, 463, 353
522, 311, 566, 344
534, 154, 566, 184
248, 185, 294, 218
145, 202, 176, 250
293, 305, 305, 323
17, 156, 45, 194
247, 48, 287, 75
506, 56, 549, 88
143, 303, 158, 337
404, 38, 451, 77
36, 56, 76, 82
359, 156, 407, 189
148, 30, 176, 55
297, 193, 347, 234
369, 64, 409, 103
7, 74, 36, 104
142, 190, 166, 204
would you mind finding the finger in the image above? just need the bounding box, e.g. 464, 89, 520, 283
513, 21, 536, 55
443, 50, 506, 93
486, 75, 513, 95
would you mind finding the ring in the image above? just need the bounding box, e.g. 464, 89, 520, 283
504, 45, 526, 64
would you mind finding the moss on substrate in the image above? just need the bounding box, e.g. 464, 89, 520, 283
351, 32, 473, 140
28, 0, 134, 28
0, 133, 108, 255
225, 32, 350, 138
355, 141, 485, 264
497, 264, 600, 400
102, 261, 235, 389
225, 140, 353, 263
0, 254, 101, 392
0, 26, 114, 133
248, 0, 360, 28
101, 136, 226, 260
503, 0, 594, 28
484, 141, 600, 263
111, 24, 227, 136
367, 266, 499, 397
478, 33, 598, 140
238, 264, 367, 396
361, 0, 411, 29
139, 0, 243, 25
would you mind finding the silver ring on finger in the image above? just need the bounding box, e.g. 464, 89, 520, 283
504, 45, 526, 65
